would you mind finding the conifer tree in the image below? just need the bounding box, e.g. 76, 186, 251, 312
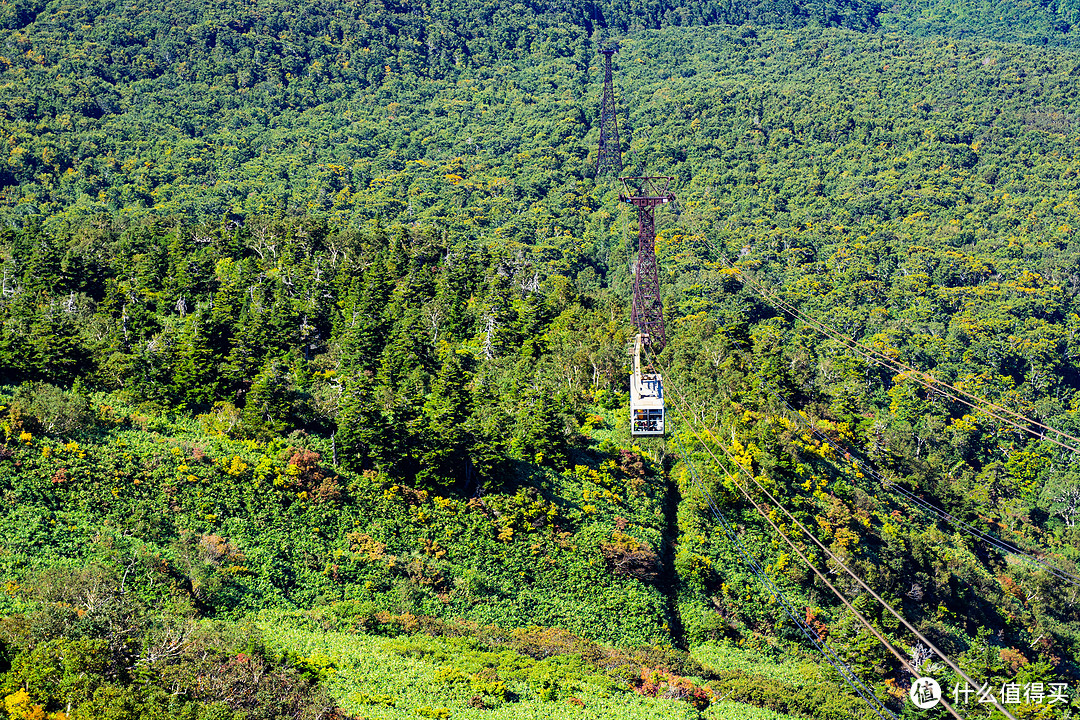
341, 250, 392, 375
29, 311, 88, 386
242, 357, 291, 438
416, 349, 473, 486
171, 315, 218, 408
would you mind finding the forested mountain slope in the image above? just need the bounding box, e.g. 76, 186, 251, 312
0, 2, 1080, 719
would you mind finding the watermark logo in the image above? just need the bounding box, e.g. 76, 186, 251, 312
907, 679, 1072, 709
910, 677, 942, 709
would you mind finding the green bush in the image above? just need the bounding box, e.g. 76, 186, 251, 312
710, 671, 879, 720
6, 382, 95, 437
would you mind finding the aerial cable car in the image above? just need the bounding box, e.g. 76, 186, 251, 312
630, 332, 664, 436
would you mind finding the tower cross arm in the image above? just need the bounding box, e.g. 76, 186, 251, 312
618, 176, 675, 205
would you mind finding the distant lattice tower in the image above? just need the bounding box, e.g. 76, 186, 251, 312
620, 176, 675, 351
596, 42, 623, 175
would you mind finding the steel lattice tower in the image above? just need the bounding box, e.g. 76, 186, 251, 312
620, 176, 674, 351
597, 44, 622, 175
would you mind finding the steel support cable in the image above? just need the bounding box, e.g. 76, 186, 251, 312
886, 488, 1080, 588
769, 390, 1080, 586
669, 248, 1077, 581
735, 267, 1076, 452
672, 435, 897, 720
815, 426, 1080, 587
668, 433, 899, 720
765, 387, 1080, 587
654, 356, 1015, 720
673, 395, 1019, 720
710, 252, 1062, 442
717, 254, 1080, 455
666, 391, 960, 720
773, 311, 1075, 456
672, 435, 947, 720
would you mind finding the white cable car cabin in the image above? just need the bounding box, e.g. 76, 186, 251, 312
630, 333, 664, 437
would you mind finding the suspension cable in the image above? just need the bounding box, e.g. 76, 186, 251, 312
668, 247, 1080, 586
655, 352, 1017, 720
669, 405, 964, 720
765, 387, 1080, 588
715, 252, 1080, 456
669, 433, 899, 720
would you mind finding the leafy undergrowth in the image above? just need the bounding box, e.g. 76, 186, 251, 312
691, 643, 826, 687
691, 644, 866, 720
0, 387, 896, 720
258, 610, 801, 720
0, 386, 672, 646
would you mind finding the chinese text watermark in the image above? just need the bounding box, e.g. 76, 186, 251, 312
909, 678, 1071, 710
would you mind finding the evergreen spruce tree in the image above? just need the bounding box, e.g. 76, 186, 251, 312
416, 349, 473, 486
341, 250, 392, 375
30, 313, 88, 386
171, 315, 218, 409
242, 358, 291, 438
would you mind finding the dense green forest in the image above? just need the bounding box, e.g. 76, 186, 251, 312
2, 0, 1080, 718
